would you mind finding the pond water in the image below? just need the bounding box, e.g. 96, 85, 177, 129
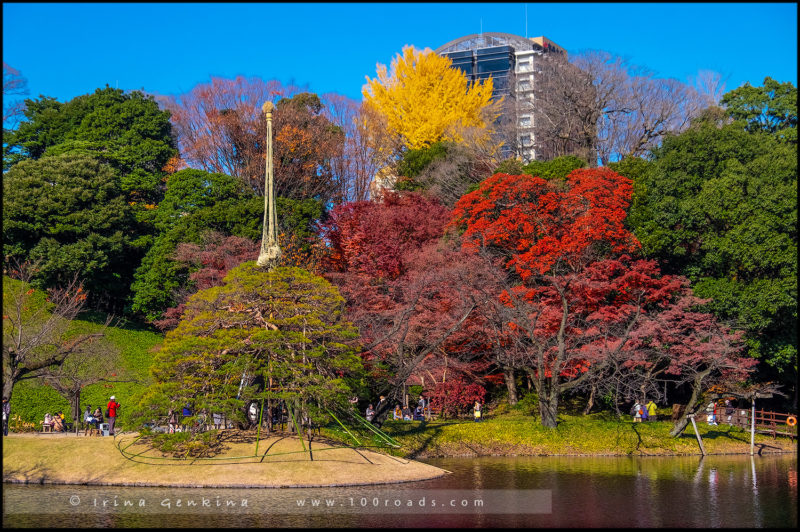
3, 453, 796, 528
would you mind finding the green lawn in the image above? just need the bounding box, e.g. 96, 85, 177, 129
369, 411, 797, 458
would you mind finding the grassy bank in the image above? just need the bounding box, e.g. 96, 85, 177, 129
5, 312, 162, 431
374, 412, 797, 458
2, 432, 445, 487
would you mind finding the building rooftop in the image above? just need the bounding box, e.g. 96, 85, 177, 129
436, 33, 566, 57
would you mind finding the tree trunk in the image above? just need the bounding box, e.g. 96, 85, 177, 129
503, 366, 518, 406
582, 384, 595, 416
73, 390, 81, 435
69, 389, 81, 429
669, 369, 712, 437
3, 372, 17, 404
267, 399, 272, 436
539, 389, 559, 428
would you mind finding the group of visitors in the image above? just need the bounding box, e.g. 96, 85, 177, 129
165, 404, 227, 433
42, 395, 120, 436
391, 403, 426, 421
167, 404, 194, 433
42, 411, 68, 431
706, 399, 736, 425
631, 400, 658, 422
83, 405, 104, 432
365, 395, 430, 426
364, 395, 486, 424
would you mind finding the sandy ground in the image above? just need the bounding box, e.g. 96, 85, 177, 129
2, 431, 447, 488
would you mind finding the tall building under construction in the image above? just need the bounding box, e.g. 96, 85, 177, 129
436, 32, 569, 162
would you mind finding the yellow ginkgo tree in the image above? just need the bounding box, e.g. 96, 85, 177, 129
363, 46, 500, 151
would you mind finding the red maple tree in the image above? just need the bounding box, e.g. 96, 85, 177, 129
451, 169, 753, 428
154, 232, 258, 331
321, 192, 494, 415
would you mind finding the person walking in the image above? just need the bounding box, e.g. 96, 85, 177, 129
374, 395, 389, 428
632, 401, 642, 422
706, 402, 718, 426
3, 397, 10, 436
106, 396, 120, 435
418, 395, 427, 420
473, 401, 482, 422
365, 404, 375, 423
646, 399, 657, 422
724, 399, 735, 424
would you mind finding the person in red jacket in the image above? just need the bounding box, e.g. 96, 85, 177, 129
107, 396, 120, 435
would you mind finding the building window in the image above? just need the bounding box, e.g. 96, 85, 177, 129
520, 134, 531, 146
520, 116, 531, 127
518, 81, 531, 91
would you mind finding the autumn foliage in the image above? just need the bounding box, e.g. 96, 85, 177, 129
452, 168, 639, 278
322, 191, 451, 279
364, 46, 498, 150
321, 192, 495, 413
161, 77, 344, 203
450, 168, 753, 427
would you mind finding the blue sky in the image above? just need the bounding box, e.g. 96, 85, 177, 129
3, 2, 797, 104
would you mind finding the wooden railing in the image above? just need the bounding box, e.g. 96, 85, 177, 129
725, 408, 797, 440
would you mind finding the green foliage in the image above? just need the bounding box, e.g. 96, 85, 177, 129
4, 299, 160, 429
511, 392, 539, 416
146, 430, 222, 457
395, 141, 450, 190
628, 116, 797, 377
3, 87, 177, 311
3, 153, 139, 305
128, 168, 325, 321
8, 379, 71, 427
135, 263, 362, 429
277, 91, 324, 114
152, 169, 252, 231
4, 87, 177, 204
721, 77, 797, 142
521, 155, 587, 180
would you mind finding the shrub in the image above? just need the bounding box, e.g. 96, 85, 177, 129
429, 379, 485, 418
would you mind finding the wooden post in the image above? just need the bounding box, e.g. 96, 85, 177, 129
689, 414, 706, 456
750, 397, 756, 456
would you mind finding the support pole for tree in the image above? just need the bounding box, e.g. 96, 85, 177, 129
689, 414, 706, 456
255, 396, 265, 457
750, 396, 756, 456
257, 100, 281, 269
74, 393, 80, 436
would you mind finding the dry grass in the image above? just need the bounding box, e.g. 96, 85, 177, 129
2, 431, 446, 488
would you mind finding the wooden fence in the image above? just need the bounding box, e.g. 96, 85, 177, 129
725, 408, 797, 441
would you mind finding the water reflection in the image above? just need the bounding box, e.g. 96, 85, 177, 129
3, 454, 795, 528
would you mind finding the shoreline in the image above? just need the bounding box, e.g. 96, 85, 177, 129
4, 416, 796, 489
412, 449, 796, 459
378, 415, 798, 460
